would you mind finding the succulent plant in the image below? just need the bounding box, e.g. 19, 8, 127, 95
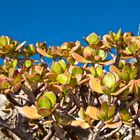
0, 31, 140, 140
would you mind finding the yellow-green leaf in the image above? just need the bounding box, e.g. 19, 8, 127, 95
86, 33, 99, 45
37, 96, 52, 110
51, 62, 63, 74
43, 92, 56, 106
102, 73, 116, 88
56, 73, 69, 84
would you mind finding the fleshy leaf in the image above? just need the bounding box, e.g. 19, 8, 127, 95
36, 48, 53, 58
26, 44, 35, 54
51, 62, 63, 74
43, 92, 56, 106
106, 121, 122, 129
59, 60, 66, 71
102, 73, 116, 88
0, 36, 8, 47
25, 60, 32, 68
97, 110, 107, 121
71, 120, 90, 129
111, 84, 130, 96
108, 105, 115, 118
109, 65, 120, 74
120, 71, 130, 81
12, 59, 18, 68
122, 65, 131, 74
101, 86, 111, 95
89, 66, 97, 77
78, 107, 86, 119
120, 109, 132, 122
89, 78, 103, 93
37, 96, 52, 110
85, 106, 99, 120
130, 67, 138, 80
83, 47, 94, 60
101, 102, 109, 114
19, 106, 41, 120
38, 108, 52, 117
72, 52, 91, 63
128, 42, 138, 54
0, 78, 11, 90
72, 66, 83, 77
86, 33, 99, 45
96, 66, 103, 77
56, 73, 69, 84
97, 50, 106, 60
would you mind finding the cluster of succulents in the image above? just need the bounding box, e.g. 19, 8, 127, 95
0, 30, 140, 139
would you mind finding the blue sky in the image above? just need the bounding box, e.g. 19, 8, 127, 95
0, 0, 140, 46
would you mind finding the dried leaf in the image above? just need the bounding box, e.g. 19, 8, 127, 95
19, 106, 41, 120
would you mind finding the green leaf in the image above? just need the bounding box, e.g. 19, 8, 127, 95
128, 42, 138, 54
98, 110, 107, 121
111, 79, 121, 92
115, 28, 122, 41
51, 62, 63, 74
120, 109, 132, 122
25, 60, 32, 68
67, 57, 75, 65
26, 44, 35, 54
0, 36, 8, 47
12, 59, 17, 68
101, 86, 111, 95
89, 66, 97, 77
109, 32, 115, 42
96, 66, 103, 77
37, 96, 52, 110
43, 92, 56, 106
56, 73, 69, 84
120, 71, 130, 81
30, 74, 41, 82
102, 73, 116, 88
97, 50, 106, 60
130, 67, 138, 80
59, 60, 66, 71
122, 65, 131, 74
72, 67, 83, 77
0, 79, 11, 90
86, 33, 99, 45
108, 105, 115, 118
70, 78, 77, 87
101, 102, 109, 114
8, 67, 15, 78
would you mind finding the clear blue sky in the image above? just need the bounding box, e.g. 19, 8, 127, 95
0, 0, 140, 46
